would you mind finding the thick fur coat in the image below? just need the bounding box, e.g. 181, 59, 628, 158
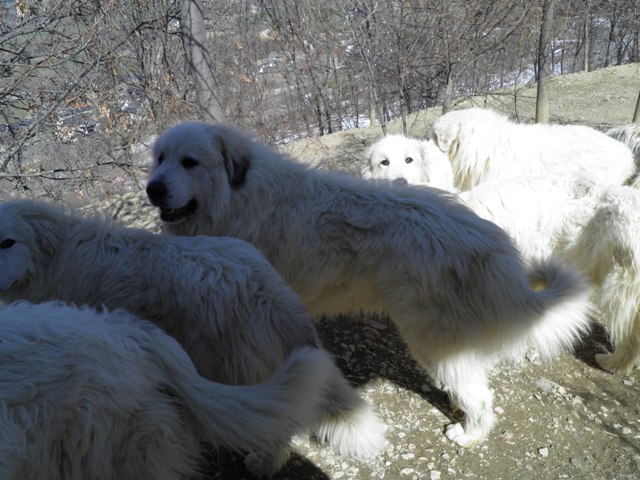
0, 301, 338, 480
0, 200, 385, 476
146, 121, 592, 447
431, 108, 635, 190
362, 134, 640, 373
462, 177, 640, 373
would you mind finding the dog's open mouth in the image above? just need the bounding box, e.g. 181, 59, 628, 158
159, 199, 198, 222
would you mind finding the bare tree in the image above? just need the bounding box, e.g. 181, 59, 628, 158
1, 0, 638, 200
584, 2, 592, 72
536, 0, 556, 124
181, 0, 226, 122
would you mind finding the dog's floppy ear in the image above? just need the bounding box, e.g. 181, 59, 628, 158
431, 121, 459, 154
15, 200, 64, 260
213, 125, 251, 189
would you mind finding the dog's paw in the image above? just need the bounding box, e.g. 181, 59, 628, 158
243, 449, 291, 478
444, 423, 482, 448
595, 352, 636, 375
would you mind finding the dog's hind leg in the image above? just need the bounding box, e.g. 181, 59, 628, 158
389, 305, 497, 447
312, 371, 386, 461
436, 356, 496, 448
596, 314, 640, 374
593, 270, 640, 374
403, 335, 496, 448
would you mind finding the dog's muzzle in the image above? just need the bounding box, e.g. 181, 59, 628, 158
146, 180, 167, 204
146, 180, 198, 222
157, 199, 198, 222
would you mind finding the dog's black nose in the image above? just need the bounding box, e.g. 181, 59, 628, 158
393, 178, 408, 186
146, 180, 167, 203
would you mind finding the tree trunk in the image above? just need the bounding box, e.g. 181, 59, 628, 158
181, 0, 226, 122
536, 0, 556, 124
633, 90, 640, 122
436, 62, 454, 114
369, 88, 378, 128
583, 12, 590, 72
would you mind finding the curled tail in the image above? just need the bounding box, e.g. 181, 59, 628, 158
514, 257, 592, 360
163, 345, 337, 477
174, 346, 334, 451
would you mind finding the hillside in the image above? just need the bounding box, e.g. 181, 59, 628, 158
100, 64, 640, 480
280, 63, 640, 173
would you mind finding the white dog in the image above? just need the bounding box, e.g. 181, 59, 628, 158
431, 108, 636, 190
362, 134, 454, 190
0, 199, 385, 476
146, 121, 592, 448
362, 135, 640, 373
462, 177, 640, 374
0, 300, 337, 480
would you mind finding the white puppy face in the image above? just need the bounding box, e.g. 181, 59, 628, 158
0, 206, 35, 292
363, 135, 455, 190
146, 122, 250, 223
363, 135, 426, 185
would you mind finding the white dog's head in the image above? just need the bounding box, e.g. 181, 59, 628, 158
363, 135, 455, 190
363, 135, 427, 185
146, 122, 251, 224
0, 200, 59, 292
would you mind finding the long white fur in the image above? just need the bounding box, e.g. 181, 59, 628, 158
362, 134, 454, 190
0, 300, 338, 480
463, 177, 640, 374
431, 108, 636, 190
0, 200, 386, 476
363, 134, 640, 373
607, 123, 640, 185
146, 121, 592, 447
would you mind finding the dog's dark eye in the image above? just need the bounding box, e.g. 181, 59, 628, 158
182, 156, 198, 168
380, 159, 390, 166
0, 239, 16, 249
157, 153, 164, 165
405, 157, 414, 164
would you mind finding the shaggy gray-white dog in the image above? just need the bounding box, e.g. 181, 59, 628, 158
430, 108, 635, 190
0, 300, 337, 480
146, 121, 592, 447
0, 200, 385, 476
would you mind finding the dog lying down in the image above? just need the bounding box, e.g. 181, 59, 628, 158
146, 121, 592, 448
0, 300, 337, 480
0, 200, 385, 477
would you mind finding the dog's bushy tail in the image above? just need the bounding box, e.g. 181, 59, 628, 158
166, 346, 334, 454
313, 371, 386, 461
511, 257, 592, 360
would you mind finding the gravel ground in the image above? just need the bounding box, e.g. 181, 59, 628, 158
182, 312, 638, 480
96, 64, 640, 479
